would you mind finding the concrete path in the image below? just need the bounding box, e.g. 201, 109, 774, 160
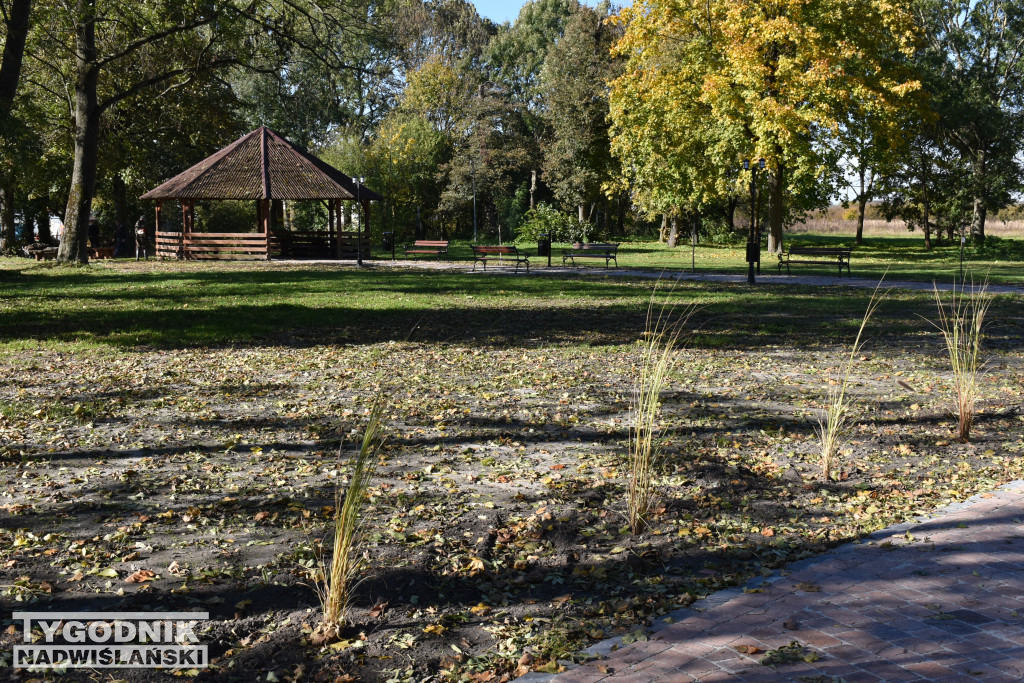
520, 482, 1024, 682
283, 258, 1024, 295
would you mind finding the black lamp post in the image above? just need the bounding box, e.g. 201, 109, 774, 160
742, 158, 765, 284
470, 157, 478, 243
356, 176, 365, 266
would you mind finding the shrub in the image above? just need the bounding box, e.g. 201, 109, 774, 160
515, 203, 599, 244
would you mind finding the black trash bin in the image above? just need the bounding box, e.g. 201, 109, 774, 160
382, 231, 395, 259
537, 233, 551, 257
745, 240, 759, 265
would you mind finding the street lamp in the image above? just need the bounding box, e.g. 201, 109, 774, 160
470, 157, 478, 243
356, 176, 365, 267
742, 158, 765, 284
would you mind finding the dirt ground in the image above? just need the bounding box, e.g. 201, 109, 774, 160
2, 282, 1023, 682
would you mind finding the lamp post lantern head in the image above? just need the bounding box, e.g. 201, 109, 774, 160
758, 158, 766, 170
742, 159, 750, 170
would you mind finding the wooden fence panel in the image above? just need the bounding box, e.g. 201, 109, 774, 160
155, 231, 183, 259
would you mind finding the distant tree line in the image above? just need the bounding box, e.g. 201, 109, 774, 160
0, 0, 1020, 262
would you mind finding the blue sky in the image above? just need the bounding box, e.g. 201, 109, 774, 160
473, 1, 630, 25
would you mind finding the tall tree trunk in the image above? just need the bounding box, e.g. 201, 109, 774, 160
616, 195, 624, 236
667, 215, 678, 248
578, 204, 584, 223
970, 150, 986, 242
0, 0, 32, 135
727, 197, 736, 232
0, 184, 15, 247
58, 0, 99, 264
530, 169, 536, 211
855, 167, 866, 246
921, 155, 932, 251
922, 183, 932, 252
767, 163, 784, 254
659, 213, 668, 243
970, 199, 986, 243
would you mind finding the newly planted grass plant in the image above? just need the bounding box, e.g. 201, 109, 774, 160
932, 279, 993, 443
628, 283, 694, 535
816, 281, 888, 481
314, 400, 385, 641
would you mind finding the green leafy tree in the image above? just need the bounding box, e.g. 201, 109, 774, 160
609, 0, 920, 253
915, 0, 1024, 243
363, 112, 448, 240
539, 3, 621, 224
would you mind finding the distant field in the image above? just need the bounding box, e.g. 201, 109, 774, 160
792, 217, 1024, 239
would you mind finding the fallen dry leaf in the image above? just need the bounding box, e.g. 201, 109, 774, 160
125, 569, 156, 583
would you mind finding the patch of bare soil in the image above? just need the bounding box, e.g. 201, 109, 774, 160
1, 315, 1023, 681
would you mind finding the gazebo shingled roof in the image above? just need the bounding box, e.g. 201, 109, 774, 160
141, 126, 382, 202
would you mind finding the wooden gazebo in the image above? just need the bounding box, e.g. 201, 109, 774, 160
141, 126, 382, 261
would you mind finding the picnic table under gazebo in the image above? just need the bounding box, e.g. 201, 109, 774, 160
141, 126, 382, 261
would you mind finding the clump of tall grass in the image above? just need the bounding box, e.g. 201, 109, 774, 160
931, 279, 992, 443
628, 284, 695, 535
313, 400, 385, 642
816, 282, 888, 481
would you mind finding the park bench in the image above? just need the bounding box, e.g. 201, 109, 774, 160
405, 240, 449, 259
25, 246, 58, 261
562, 242, 620, 268
778, 246, 852, 277
90, 246, 115, 259
471, 245, 530, 273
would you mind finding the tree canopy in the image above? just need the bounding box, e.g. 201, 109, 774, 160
0, 0, 1020, 259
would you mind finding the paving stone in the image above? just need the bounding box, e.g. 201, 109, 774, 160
545, 483, 1024, 683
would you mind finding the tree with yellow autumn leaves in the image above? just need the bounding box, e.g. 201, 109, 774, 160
609, 0, 921, 253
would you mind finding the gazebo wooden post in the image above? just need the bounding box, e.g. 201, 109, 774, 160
261, 199, 272, 261
154, 200, 165, 258
181, 201, 190, 260
337, 200, 346, 259
327, 200, 335, 257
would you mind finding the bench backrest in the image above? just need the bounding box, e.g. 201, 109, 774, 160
572, 242, 619, 251
473, 245, 519, 255
412, 240, 449, 247
788, 246, 851, 255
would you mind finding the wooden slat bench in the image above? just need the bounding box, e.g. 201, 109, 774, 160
25, 247, 58, 261
405, 240, 449, 259
471, 245, 530, 273
778, 246, 852, 277
562, 242, 620, 268
90, 247, 115, 259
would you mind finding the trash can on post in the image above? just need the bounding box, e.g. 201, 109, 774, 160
382, 231, 395, 260
537, 233, 551, 257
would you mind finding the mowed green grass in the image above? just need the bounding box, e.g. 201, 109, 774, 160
0, 256, 1018, 354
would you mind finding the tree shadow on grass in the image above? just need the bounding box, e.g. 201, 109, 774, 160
5, 266, 994, 354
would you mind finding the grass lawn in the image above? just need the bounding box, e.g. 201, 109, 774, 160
408, 234, 1024, 286
1, 258, 1022, 681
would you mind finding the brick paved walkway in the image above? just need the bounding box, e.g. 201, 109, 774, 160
522, 482, 1024, 683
